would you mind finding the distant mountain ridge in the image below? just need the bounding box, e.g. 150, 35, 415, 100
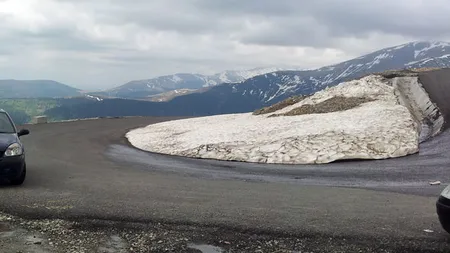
45, 41, 450, 120
95, 67, 303, 99
219, 41, 450, 105
101, 41, 450, 103
0, 67, 303, 99
0, 80, 81, 98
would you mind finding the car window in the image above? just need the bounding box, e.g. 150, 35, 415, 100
0, 112, 16, 133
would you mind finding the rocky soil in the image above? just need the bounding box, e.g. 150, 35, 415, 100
252, 95, 309, 115
269, 96, 375, 117
1, 212, 450, 253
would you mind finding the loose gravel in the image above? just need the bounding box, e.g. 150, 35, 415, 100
0, 212, 449, 253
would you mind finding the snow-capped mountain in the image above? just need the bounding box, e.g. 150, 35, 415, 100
211, 67, 301, 83
216, 41, 450, 105
97, 67, 303, 98
46, 41, 450, 120
146, 89, 198, 102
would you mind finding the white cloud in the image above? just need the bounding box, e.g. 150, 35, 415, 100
0, 0, 448, 90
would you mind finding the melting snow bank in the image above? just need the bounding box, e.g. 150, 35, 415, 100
126, 74, 442, 164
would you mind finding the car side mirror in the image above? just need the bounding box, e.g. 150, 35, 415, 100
18, 129, 30, 137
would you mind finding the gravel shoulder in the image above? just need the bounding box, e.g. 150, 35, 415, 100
2, 212, 450, 253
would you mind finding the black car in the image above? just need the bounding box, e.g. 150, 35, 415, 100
437, 185, 450, 234
0, 109, 29, 185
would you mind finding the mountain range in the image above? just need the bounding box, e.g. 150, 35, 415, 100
2, 41, 450, 121
44, 41, 450, 120
0, 80, 80, 98
91, 67, 303, 99
0, 67, 300, 99
214, 41, 450, 106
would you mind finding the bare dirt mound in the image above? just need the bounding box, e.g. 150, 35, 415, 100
252, 95, 309, 115
269, 96, 375, 117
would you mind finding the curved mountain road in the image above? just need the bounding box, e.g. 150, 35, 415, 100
1, 117, 450, 251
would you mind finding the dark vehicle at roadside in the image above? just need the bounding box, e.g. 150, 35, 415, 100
0, 109, 30, 185
437, 184, 450, 234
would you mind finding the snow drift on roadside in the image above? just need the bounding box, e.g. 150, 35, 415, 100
126, 75, 420, 164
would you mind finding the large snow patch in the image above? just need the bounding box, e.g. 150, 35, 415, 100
126, 75, 425, 164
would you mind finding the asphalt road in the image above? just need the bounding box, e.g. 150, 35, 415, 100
1, 117, 450, 251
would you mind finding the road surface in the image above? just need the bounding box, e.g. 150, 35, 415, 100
1, 117, 450, 252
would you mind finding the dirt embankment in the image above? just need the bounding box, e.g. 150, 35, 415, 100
252, 95, 309, 115
269, 96, 375, 117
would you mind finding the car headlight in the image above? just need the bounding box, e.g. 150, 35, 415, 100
441, 185, 450, 199
4, 143, 23, 157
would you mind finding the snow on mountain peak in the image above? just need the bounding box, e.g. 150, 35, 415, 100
104, 41, 450, 102
412, 41, 450, 59
221, 40, 450, 105
225, 66, 304, 80
106, 66, 303, 98
171, 74, 183, 83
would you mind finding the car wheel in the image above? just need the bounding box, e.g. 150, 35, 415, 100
10, 164, 26, 186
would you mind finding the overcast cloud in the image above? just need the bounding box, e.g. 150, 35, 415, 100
0, 0, 449, 90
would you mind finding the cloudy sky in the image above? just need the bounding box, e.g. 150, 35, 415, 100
0, 0, 448, 90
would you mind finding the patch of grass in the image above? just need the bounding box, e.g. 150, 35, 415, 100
411, 67, 442, 72
0, 99, 59, 116
253, 95, 309, 115
0, 99, 60, 124
269, 96, 375, 117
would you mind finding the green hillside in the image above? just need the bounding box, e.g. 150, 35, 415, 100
0, 99, 60, 125
0, 97, 99, 125
0, 80, 80, 98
